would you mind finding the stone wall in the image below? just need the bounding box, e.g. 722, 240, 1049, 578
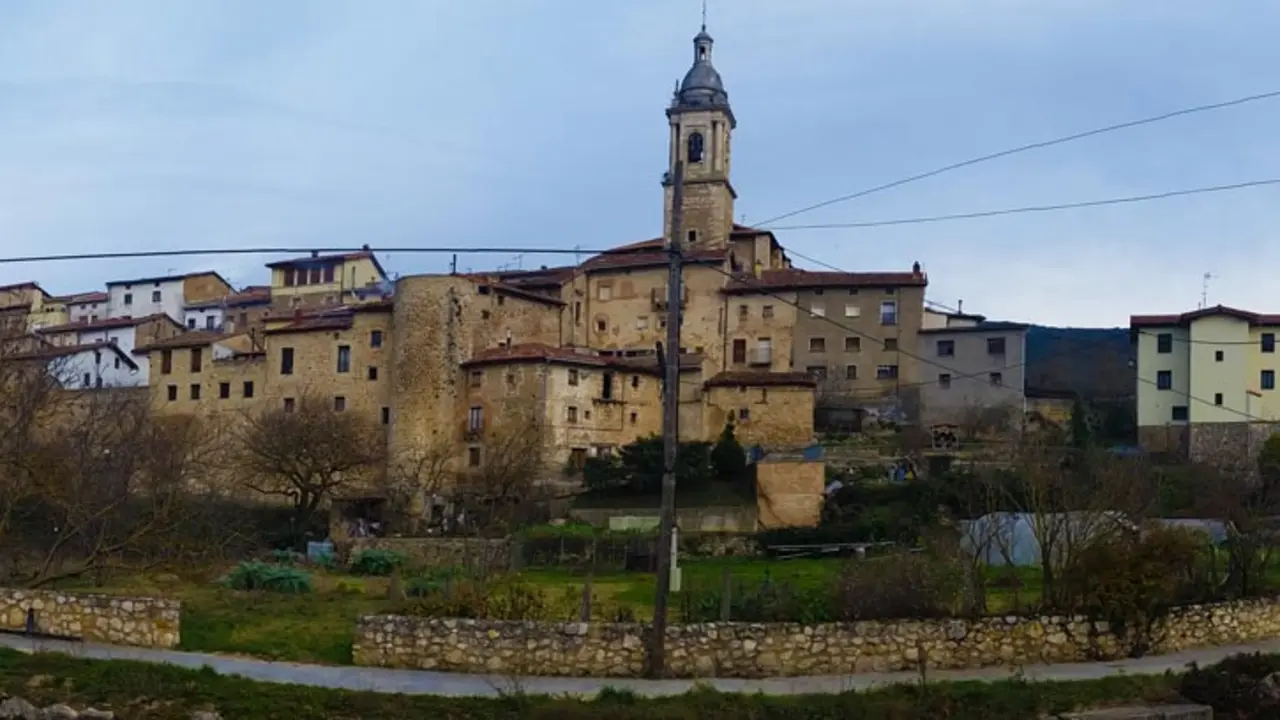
568, 505, 758, 533
755, 457, 824, 529
0, 589, 180, 648
348, 537, 513, 572
1188, 421, 1280, 475
353, 597, 1280, 678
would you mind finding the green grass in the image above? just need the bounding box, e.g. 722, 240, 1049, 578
0, 646, 1189, 720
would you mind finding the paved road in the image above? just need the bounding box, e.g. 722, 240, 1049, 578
2, 633, 1279, 698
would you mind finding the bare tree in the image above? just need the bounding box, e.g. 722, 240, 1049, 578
235, 393, 386, 530
457, 398, 550, 533
384, 439, 455, 535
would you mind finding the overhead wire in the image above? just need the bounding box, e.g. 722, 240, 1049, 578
753, 87, 1280, 227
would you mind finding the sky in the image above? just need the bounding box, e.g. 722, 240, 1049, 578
1, 0, 1279, 327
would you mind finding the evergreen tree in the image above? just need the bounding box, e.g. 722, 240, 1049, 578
710, 422, 748, 482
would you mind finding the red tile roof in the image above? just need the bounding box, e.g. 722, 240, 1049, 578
133, 330, 230, 353
582, 248, 727, 273
722, 268, 926, 294
1130, 305, 1280, 328
54, 291, 108, 305
705, 371, 818, 388
5, 342, 138, 370
35, 313, 181, 335
263, 315, 354, 335
265, 249, 388, 279
187, 286, 273, 309
463, 343, 611, 368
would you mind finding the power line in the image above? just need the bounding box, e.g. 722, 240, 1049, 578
767, 178, 1280, 231
1133, 328, 1277, 346
754, 87, 1280, 227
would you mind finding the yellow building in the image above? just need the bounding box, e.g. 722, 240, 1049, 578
266, 248, 389, 313
1132, 305, 1280, 461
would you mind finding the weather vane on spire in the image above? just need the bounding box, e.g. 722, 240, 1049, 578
701, 0, 707, 31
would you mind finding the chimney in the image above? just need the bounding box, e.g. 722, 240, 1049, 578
912, 261, 921, 274
957, 299, 964, 313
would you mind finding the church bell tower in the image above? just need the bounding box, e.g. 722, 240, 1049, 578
663, 23, 736, 250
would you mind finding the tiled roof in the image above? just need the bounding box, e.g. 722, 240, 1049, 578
919, 321, 1031, 335
265, 249, 388, 279
1130, 304, 1280, 328
35, 313, 180, 335
463, 343, 611, 368
133, 330, 230, 353
705, 371, 818, 388
263, 315, 354, 334
5, 342, 138, 370
722, 269, 926, 294
492, 266, 576, 289
106, 270, 231, 288
0, 282, 47, 296
582, 247, 726, 272
53, 291, 108, 305
466, 277, 564, 306
186, 286, 273, 309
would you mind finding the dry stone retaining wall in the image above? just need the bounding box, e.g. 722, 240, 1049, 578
0, 588, 180, 649
353, 597, 1280, 678
348, 537, 513, 572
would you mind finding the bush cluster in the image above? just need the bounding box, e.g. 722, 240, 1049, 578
398, 575, 641, 623
221, 561, 313, 594
349, 549, 405, 577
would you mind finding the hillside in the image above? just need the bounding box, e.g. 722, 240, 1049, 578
1024, 325, 1133, 399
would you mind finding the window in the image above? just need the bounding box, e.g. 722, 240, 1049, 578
845, 364, 858, 380
601, 372, 614, 400
1172, 406, 1189, 421
381, 407, 390, 425
732, 339, 747, 363
883, 338, 898, 351
806, 366, 827, 380
596, 318, 607, 333
368, 366, 378, 380
990, 372, 1003, 386
1214, 393, 1224, 406
506, 372, 516, 389
284, 397, 296, 412
468, 406, 483, 432
738, 408, 750, 422
687, 131, 704, 163
334, 396, 346, 412
1215, 350, 1225, 362
809, 337, 826, 353
1264, 333, 1276, 353
166, 385, 177, 401
469, 370, 483, 387
810, 304, 825, 318
1263, 370, 1276, 390
738, 304, 749, 319
283, 269, 296, 287
371, 330, 384, 348
206, 315, 216, 330
161, 349, 172, 374
1157, 333, 1173, 353
151, 290, 161, 302
336, 345, 351, 373
189, 384, 201, 400
845, 337, 861, 352
468, 447, 481, 467
568, 368, 580, 386
879, 301, 898, 326
280, 347, 294, 375
218, 382, 230, 399
190, 347, 202, 373
987, 337, 1006, 355
481, 310, 491, 320
567, 406, 579, 424
876, 365, 899, 380
95, 376, 103, 389
939, 373, 951, 389
687, 230, 698, 244
187, 318, 196, 329
598, 284, 613, 301
82, 372, 90, 387
309, 267, 322, 284
573, 302, 582, 324
323, 265, 335, 283
762, 305, 774, 319
844, 304, 860, 318
113, 357, 120, 369
243, 381, 254, 398
1157, 370, 1172, 389
937, 340, 955, 357
636, 316, 648, 330
629, 411, 638, 425
631, 375, 640, 389
123, 293, 133, 306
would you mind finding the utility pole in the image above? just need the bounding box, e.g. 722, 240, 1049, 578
649, 160, 685, 678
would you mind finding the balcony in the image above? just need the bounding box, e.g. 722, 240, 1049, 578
748, 348, 772, 366
650, 286, 688, 310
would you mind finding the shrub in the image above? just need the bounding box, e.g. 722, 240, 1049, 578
710, 423, 747, 483
221, 561, 313, 594
349, 549, 405, 577
267, 549, 304, 565
1060, 525, 1214, 656
1180, 652, 1280, 717
834, 552, 966, 621
679, 571, 836, 623
400, 578, 559, 621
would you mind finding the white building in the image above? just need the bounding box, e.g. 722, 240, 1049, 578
184, 302, 225, 331
105, 271, 232, 325
34, 314, 184, 385
58, 291, 109, 324
10, 342, 143, 389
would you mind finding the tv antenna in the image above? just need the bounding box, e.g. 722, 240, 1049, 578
1200, 272, 1217, 309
